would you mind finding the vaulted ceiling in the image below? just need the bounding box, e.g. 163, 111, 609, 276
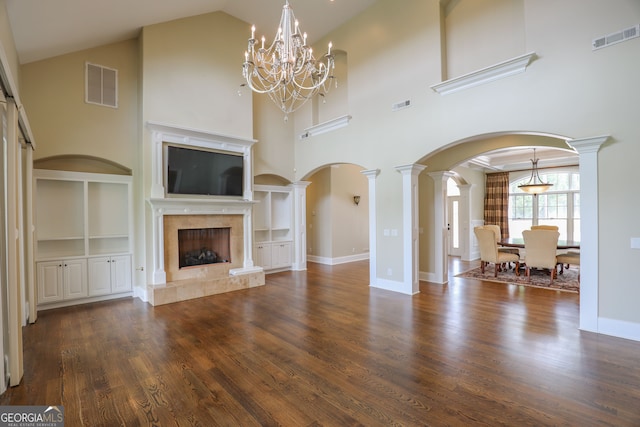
6, 0, 376, 64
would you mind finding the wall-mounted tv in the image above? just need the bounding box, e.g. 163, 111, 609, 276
165, 145, 244, 197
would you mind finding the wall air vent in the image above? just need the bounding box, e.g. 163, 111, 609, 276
392, 99, 411, 112
85, 62, 118, 108
592, 24, 639, 50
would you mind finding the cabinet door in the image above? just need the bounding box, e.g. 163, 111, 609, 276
271, 242, 292, 269
63, 259, 88, 299
37, 261, 64, 304
88, 257, 112, 296
111, 255, 132, 293
255, 244, 272, 269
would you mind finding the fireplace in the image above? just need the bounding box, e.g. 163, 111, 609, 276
178, 227, 231, 268
144, 123, 265, 306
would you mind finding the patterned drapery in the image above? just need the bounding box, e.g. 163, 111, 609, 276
484, 172, 511, 238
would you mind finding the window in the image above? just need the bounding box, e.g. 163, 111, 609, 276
85, 63, 118, 108
508, 170, 580, 241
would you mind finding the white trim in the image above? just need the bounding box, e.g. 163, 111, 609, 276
308, 253, 369, 265
361, 169, 380, 289
373, 278, 417, 296
598, 317, 640, 342
291, 181, 311, 271
395, 164, 427, 294
568, 135, 608, 334
146, 121, 257, 201
430, 52, 536, 95
299, 114, 352, 140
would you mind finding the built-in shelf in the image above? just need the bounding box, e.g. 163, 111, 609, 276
34, 169, 133, 308
430, 52, 536, 96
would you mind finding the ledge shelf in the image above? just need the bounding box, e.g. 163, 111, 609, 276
299, 114, 352, 140
431, 52, 536, 96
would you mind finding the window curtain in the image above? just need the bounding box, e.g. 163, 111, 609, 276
484, 172, 510, 238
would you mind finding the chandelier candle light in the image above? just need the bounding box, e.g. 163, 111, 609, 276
242, 1, 336, 120
518, 148, 553, 195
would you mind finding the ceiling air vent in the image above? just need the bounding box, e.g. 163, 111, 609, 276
592, 24, 639, 50
392, 99, 411, 112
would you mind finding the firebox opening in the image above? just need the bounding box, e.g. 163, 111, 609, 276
178, 227, 231, 269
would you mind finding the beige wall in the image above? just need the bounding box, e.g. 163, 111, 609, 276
21, 40, 139, 169
0, 0, 20, 92
306, 164, 369, 261
140, 12, 252, 139
445, 0, 525, 78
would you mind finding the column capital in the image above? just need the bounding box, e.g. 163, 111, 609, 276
567, 135, 609, 154
395, 164, 427, 176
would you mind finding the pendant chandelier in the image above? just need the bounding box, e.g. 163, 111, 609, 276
242, 1, 335, 121
518, 148, 553, 195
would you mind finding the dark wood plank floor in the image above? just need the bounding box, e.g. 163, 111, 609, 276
3, 259, 640, 426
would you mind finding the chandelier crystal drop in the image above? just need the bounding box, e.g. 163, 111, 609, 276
242, 1, 336, 120
518, 148, 553, 195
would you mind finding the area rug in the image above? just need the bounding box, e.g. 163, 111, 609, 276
456, 265, 579, 293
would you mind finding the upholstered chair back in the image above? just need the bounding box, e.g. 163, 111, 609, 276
523, 229, 560, 270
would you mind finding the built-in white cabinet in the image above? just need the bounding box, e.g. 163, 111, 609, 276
88, 255, 132, 296
253, 185, 293, 271
34, 169, 133, 308
37, 258, 88, 304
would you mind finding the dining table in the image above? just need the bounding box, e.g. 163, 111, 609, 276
499, 237, 580, 250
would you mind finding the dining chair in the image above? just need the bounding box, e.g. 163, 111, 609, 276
531, 225, 559, 231
474, 227, 520, 277
522, 229, 560, 284
482, 224, 520, 268
556, 251, 580, 283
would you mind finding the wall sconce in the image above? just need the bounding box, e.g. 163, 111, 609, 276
353, 195, 361, 206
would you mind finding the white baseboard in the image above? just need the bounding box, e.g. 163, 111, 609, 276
308, 253, 369, 265
596, 317, 640, 342
371, 277, 417, 295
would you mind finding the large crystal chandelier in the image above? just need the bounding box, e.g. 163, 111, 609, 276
242, 1, 335, 120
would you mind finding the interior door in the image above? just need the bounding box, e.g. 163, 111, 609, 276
447, 196, 462, 256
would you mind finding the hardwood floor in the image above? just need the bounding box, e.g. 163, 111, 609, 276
3, 259, 640, 426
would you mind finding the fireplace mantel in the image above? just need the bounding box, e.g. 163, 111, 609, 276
145, 122, 261, 289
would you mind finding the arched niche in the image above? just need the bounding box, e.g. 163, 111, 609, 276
253, 174, 291, 186
33, 155, 132, 175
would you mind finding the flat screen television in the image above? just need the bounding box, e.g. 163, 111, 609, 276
166, 145, 244, 197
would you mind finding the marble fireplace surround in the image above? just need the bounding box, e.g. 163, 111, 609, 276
145, 122, 264, 306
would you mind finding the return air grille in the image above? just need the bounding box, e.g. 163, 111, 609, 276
85, 62, 118, 108
592, 24, 639, 50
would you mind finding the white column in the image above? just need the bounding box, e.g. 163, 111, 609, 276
291, 181, 311, 271
242, 207, 255, 269
396, 164, 427, 295
567, 136, 607, 333
428, 171, 455, 285
458, 184, 474, 261
151, 208, 167, 284
361, 170, 380, 287
150, 130, 165, 198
